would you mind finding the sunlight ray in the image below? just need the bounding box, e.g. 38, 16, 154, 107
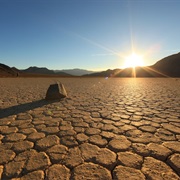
132, 67, 136, 78
70, 31, 126, 58
143, 66, 171, 78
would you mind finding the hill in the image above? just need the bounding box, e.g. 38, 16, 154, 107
0, 63, 20, 77
152, 52, 180, 77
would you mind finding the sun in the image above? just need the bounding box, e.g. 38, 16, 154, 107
123, 53, 144, 68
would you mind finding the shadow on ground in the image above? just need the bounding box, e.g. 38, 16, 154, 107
0, 99, 57, 119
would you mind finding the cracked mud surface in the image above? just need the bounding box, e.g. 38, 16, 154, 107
0, 78, 180, 179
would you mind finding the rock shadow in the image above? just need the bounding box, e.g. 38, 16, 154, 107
0, 99, 57, 119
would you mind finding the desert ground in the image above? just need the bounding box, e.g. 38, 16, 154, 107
0, 78, 180, 179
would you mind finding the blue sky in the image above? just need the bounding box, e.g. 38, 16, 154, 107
0, 0, 180, 70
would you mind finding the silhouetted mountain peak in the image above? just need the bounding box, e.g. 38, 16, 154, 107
25, 66, 50, 71
0, 63, 20, 77
23, 66, 55, 74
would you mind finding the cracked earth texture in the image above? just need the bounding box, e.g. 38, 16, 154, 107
0, 78, 180, 180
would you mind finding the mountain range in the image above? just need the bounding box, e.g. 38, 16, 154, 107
0, 65, 96, 77
0, 52, 180, 77
54, 69, 97, 76
84, 52, 180, 77
21, 67, 71, 76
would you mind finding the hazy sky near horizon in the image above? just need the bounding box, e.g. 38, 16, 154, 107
0, 0, 180, 70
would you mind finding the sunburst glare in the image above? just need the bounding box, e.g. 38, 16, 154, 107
123, 53, 144, 69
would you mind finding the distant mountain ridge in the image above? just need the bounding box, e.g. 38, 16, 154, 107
54, 68, 97, 76
22, 67, 94, 76
84, 52, 180, 77
22, 66, 55, 74
22, 66, 71, 76
0, 65, 72, 77
0, 52, 180, 77
83, 67, 164, 77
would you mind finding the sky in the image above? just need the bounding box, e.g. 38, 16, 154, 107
0, 0, 180, 71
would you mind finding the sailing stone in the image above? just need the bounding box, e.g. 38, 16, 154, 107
45, 82, 67, 100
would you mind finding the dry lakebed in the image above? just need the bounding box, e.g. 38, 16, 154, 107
0, 78, 180, 179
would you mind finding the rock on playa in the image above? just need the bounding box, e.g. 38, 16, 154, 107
45, 82, 67, 100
